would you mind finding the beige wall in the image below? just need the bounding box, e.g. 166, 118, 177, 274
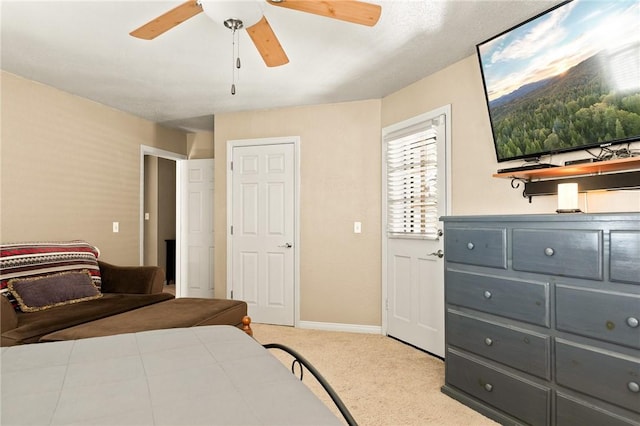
382, 55, 640, 215
1, 71, 188, 265
143, 155, 159, 266
214, 100, 382, 325
187, 131, 214, 159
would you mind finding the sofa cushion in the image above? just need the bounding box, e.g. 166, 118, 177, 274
8, 270, 102, 312
0, 241, 101, 311
41, 298, 248, 342
1, 292, 174, 346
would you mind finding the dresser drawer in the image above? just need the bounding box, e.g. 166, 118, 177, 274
512, 229, 603, 280
446, 270, 550, 327
611, 231, 640, 285
447, 310, 550, 379
444, 227, 507, 269
556, 393, 640, 426
446, 348, 550, 425
556, 285, 640, 349
556, 339, 640, 413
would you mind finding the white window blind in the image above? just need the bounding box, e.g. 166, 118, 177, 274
386, 123, 439, 239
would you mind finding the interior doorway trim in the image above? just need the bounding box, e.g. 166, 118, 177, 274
226, 136, 301, 326
139, 145, 187, 268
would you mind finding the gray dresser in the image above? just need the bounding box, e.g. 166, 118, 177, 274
441, 213, 640, 426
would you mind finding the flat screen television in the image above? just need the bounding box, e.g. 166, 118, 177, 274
476, 0, 640, 163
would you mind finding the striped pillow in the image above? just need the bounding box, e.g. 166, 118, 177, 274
0, 241, 101, 311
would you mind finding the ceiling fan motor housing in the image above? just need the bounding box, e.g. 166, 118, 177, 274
224, 18, 244, 31
201, 1, 263, 28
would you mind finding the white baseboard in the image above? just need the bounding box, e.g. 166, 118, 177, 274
297, 320, 382, 335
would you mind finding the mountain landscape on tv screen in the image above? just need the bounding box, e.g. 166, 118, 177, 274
490, 52, 640, 161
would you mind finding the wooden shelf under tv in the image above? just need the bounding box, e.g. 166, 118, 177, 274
493, 157, 640, 180
493, 156, 640, 200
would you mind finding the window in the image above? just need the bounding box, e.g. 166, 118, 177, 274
385, 118, 442, 239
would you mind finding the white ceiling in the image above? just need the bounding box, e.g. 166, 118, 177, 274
1, 0, 561, 132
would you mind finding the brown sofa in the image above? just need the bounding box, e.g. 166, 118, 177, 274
1, 261, 175, 346
1, 241, 251, 346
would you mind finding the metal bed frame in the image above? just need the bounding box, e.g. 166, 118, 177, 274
263, 343, 358, 426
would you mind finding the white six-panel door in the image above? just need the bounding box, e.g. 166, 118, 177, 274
179, 159, 215, 299
230, 142, 295, 325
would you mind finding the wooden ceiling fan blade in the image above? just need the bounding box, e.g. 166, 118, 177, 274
247, 16, 290, 67
130, 0, 203, 40
266, 0, 381, 27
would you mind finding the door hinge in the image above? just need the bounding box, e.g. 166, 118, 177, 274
230, 225, 233, 235
230, 290, 234, 300
385, 298, 389, 310
230, 161, 233, 171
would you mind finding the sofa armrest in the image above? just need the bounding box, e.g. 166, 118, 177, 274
98, 261, 165, 294
1, 295, 18, 333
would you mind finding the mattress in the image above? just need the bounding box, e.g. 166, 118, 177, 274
1, 325, 341, 425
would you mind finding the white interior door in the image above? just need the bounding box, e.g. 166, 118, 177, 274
230, 142, 296, 325
179, 159, 215, 298
384, 106, 450, 358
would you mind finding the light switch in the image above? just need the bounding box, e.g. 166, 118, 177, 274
112, 222, 119, 233
144, 213, 150, 220
354, 221, 362, 233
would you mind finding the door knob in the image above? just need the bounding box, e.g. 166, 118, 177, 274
278, 243, 293, 248
429, 250, 444, 258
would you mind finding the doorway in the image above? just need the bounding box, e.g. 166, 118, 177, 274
382, 105, 451, 358
140, 146, 186, 293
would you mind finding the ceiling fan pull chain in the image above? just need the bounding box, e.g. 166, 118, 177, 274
230, 24, 242, 95
236, 28, 241, 70
230, 26, 237, 95
222, 17, 245, 95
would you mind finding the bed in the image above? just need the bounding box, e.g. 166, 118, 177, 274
1, 325, 346, 425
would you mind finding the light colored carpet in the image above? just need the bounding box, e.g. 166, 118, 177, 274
252, 323, 498, 426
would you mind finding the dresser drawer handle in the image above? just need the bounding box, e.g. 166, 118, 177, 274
544, 247, 555, 256
483, 291, 492, 299
484, 338, 493, 346
467, 242, 475, 250
628, 382, 640, 393
626, 317, 639, 328
484, 383, 493, 392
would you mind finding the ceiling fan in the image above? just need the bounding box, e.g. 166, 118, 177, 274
130, 0, 382, 67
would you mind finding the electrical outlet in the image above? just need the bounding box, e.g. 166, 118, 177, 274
112, 222, 119, 233
354, 221, 362, 233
